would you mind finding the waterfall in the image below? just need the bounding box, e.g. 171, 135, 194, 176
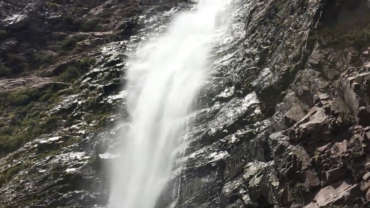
108, 1, 232, 207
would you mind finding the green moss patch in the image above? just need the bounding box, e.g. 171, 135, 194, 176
7, 88, 44, 106
0, 84, 67, 155
57, 57, 96, 82
0, 163, 25, 186
30, 52, 55, 67
80, 19, 102, 32
59, 35, 85, 51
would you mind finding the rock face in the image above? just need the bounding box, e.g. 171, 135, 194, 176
176, 0, 370, 207
0, 0, 370, 208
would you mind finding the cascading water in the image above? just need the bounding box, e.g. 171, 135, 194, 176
108, 1, 232, 207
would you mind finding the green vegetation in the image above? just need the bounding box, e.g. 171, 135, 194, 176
0, 163, 25, 185
0, 110, 62, 155
58, 57, 96, 82
0, 62, 12, 77
0, 30, 8, 40
0, 84, 66, 155
61, 36, 81, 50
30, 52, 54, 66
58, 65, 80, 81
0, 57, 95, 155
7, 88, 43, 106
80, 19, 101, 32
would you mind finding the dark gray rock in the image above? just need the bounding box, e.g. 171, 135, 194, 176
1, 0, 370, 208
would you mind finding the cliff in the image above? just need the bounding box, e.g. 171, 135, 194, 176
0, 0, 369, 207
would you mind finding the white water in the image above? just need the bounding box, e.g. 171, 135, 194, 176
108, 1, 232, 208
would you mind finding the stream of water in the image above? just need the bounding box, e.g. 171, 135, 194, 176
108, 1, 232, 207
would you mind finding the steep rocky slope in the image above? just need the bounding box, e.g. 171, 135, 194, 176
177, 0, 370, 207
0, 0, 369, 208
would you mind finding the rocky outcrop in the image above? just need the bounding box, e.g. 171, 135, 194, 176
177, 0, 370, 207
0, 0, 370, 208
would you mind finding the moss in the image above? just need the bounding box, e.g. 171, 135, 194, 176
0, 84, 66, 155
0, 164, 25, 185
30, 52, 54, 66
42, 116, 60, 132
58, 65, 80, 81
0, 127, 12, 135
80, 19, 101, 32
60, 35, 84, 51
8, 93, 31, 106
0, 135, 26, 155
61, 37, 78, 50
7, 88, 42, 106
0, 112, 63, 155
82, 57, 96, 65
39, 87, 59, 102
57, 57, 96, 82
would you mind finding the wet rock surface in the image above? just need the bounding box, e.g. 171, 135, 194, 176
0, 0, 370, 208
177, 0, 370, 207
